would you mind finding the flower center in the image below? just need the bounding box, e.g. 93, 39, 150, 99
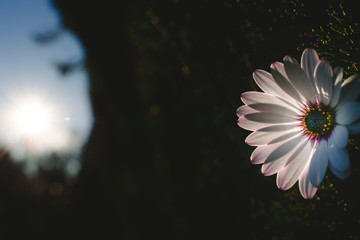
299, 103, 336, 141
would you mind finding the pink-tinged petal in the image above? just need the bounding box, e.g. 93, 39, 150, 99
248, 103, 298, 116
330, 125, 348, 148
328, 137, 349, 172
283, 55, 299, 64
314, 61, 334, 105
299, 161, 318, 199
276, 140, 312, 190
284, 56, 316, 103
329, 164, 350, 180
336, 75, 360, 109
336, 101, 360, 125
262, 135, 304, 176
244, 112, 296, 124
309, 140, 328, 187
245, 129, 298, 146
270, 62, 304, 105
236, 105, 257, 117
241, 91, 298, 112
301, 48, 320, 86
329, 66, 343, 107
237, 116, 275, 131
250, 140, 287, 164
261, 156, 287, 176
264, 135, 302, 163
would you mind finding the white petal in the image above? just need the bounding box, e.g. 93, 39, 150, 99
328, 138, 349, 172
336, 75, 360, 109
236, 105, 257, 117
283, 137, 308, 166
248, 103, 298, 116
336, 101, 360, 125
261, 156, 287, 176
237, 116, 275, 131
257, 124, 299, 132
299, 160, 318, 199
276, 140, 312, 190
252, 70, 299, 106
329, 66, 343, 107
270, 62, 304, 104
314, 61, 334, 105
329, 164, 350, 180
244, 112, 296, 124
268, 131, 300, 144
250, 141, 286, 164
301, 48, 320, 86
245, 129, 297, 146
264, 135, 302, 163
284, 56, 316, 103
309, 140, 328, 187
346, 121, 360, 134
241, 91, 298, 112
330, 125, 348, 148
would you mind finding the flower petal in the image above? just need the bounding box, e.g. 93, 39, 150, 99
301, 48, 320, 86
276, 140, 312, 190
314, 61, 334, 105
248, 103, 298, 116
284, 56, 316, 103
237, 117, 275, 131
244, 112, 296, 124
261, 156, 287, 176
329, 66, 343, 107
245, 129, 298, 146
268, 131, 300, 144
336, 101, 360, 125
264, 135, 302, 163
253, 70, 299, 106
236, 105, 257, 117
330, 125, 348, 148
329, 164, 350, 180
270, 62, 304, 105
309, 140, 328, 187
257, 124, 299, 132
299, 160, 318, 199
241, 91, 298, 112
328, 137, 349, 172
346, 121, 360, 134
250, 141, 286, 164
336, 75, 360, 109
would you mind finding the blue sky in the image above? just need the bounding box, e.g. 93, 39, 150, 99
0, 0, 93, 174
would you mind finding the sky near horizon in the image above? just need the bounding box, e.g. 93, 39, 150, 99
0, 0, 93, 174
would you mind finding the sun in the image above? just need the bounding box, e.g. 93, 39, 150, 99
12, 99, 53, 137
0, 92, 72, 159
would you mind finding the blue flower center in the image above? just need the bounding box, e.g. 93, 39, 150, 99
300, 104, 336, 141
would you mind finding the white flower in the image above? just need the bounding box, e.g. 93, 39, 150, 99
237, 48, 360, 199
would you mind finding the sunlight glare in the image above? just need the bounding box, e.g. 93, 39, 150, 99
0, 91, 75, 160
12, 100, 52, 137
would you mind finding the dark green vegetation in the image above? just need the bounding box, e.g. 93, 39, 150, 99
1, 0, 360, 239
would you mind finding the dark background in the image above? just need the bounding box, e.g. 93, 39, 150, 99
1, 0, 360, 239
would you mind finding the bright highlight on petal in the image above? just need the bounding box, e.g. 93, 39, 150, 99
237, 48, 360, 199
